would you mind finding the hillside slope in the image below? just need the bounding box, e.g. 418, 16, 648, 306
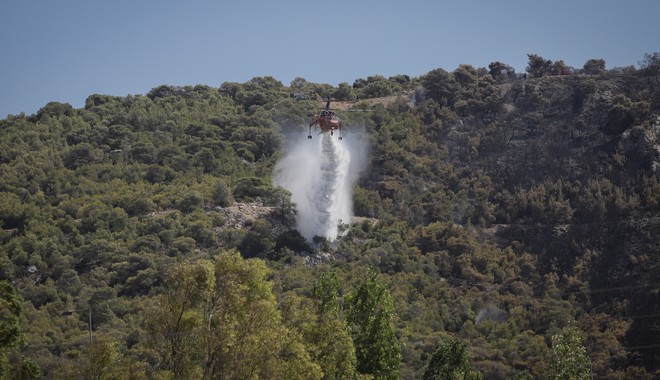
0, 67, 659, 378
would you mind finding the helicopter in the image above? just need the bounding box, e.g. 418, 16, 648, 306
308, 98, 343, 140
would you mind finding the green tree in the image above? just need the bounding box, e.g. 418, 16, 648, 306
423, 336, 482, 380
310, 271, 358, 379
0, 192, 34, 231
53, 335, 140, 380
244, 76, 285, 91
147, 84, 181, 99
606, 95, 650, 134
202, 251, 321, 380
35, 101, 75, 120
488, 61, 515, 82
233, 177, 271, 200
453, 64, 479, 87
346, 268, 401, 379
79, 201, 127, 233
551, 326, 591, 380
551, 60, 571, 75
211, 178, 233, 207
176, 191, 204, 213
361, 80, 394, 98
5, 355, 41, 380
78, 336, 123, 380
583, 59, 606, 75
333, 82, 355, 101
268, 186, 296, 226
639, 52, 660, 75
0, 281, 24, 378
422, 68, 456, 106
526, 54, 552, 78
144, 260, 214, 379
290, 77, 310, 90
237, 219, 275, 259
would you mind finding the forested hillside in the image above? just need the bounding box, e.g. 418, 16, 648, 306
1, 53, 659, 379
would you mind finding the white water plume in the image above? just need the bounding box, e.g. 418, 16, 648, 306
273, 131, 368, 243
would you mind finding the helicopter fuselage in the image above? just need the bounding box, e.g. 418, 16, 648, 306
317, 114, 341, 131
309, 109, 342, 139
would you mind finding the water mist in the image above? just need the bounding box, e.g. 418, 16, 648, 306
273, 131, 368, 243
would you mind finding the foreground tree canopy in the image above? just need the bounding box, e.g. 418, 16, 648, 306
1, 53, 659, 378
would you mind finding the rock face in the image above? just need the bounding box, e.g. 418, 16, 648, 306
619, 117, 660, 177
213, 202, 293, 238
215, 202, 275, 230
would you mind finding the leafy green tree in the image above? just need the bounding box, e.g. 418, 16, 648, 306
639, 52, 660, 75
422, 68, 456, 106
274, 230, 310, 256
145, 164, 174, 183
147, 84, 181, 100
388, 74, 411, 86
346, 268, 401, 379
193, 148, 220, 174
218, 82, 243, 104
361, 80, 394, 98
125, 197, 156, 217
78, 336, 124, 380
333, 82, 355, 101
0, 192, 34, 231
268, 186, 296, 226
606, 95, 650, 134
5, 354, 41, 380
185, 218, 217, 248
79, 201, 127, 233
211, 178, 233, 207
551, 60, 571, 75
63, 143, 97, 169
310, 271, 358, 379
53, 334, 138, 380
423, 336, 482, 380
237, 219, 275, 259
35, 101, 75, 120
244, 76, 285, 91
453, 64, 479, 87
526, 54, 552, 78
582, 59, 606, 75
313, 270, 342, 315
290, 77, 310, 90
129, 142, 156, 164
202, 251, 321, 380
551, 326, 591, 380
233, 177, 271, 200
145, 260, 214, 379
176, 191, 204, 213
0, 281, 24, 378
488, 61, 515, 82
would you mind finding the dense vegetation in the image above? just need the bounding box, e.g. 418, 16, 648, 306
1, 53, 659, 379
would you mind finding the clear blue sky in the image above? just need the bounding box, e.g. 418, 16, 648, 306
1, 0, 658, 118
